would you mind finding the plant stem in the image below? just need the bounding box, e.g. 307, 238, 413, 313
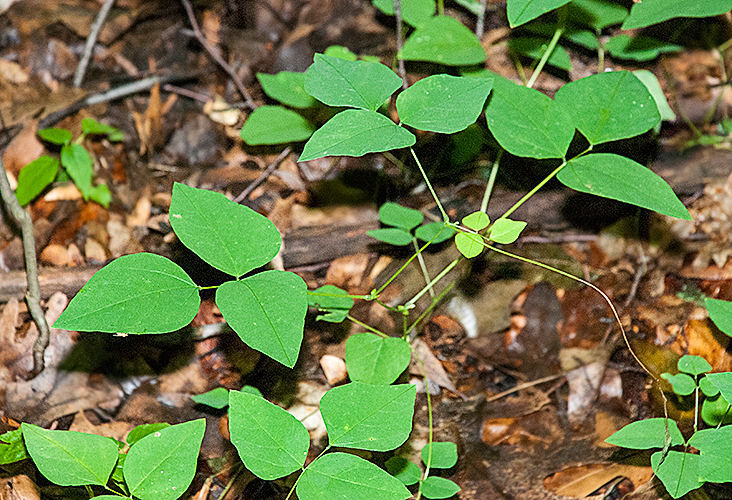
375, 228, 437, 296
437, 0, 444, 15
475, 0, 487, 39
480, 149, 502, 213
406, 279, 456, 337
413, 238, 435, 298
410, 148, 449, 222
393, 0, 408, 89
501, 160, 567, 219
526, 25, 563, 89
409, 346, 434, 500
596, 30, 605, 73
405, 258, 460, 309
347, 314, 389, 338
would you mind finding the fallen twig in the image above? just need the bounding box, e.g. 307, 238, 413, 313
393, 0, 408, 90
233, 147, 291, 203
74, 0, 117, 88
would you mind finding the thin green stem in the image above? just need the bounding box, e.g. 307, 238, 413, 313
406, 280, 456, 337
376, 234, 436, 296
307, 290, 371, 301
596, 30, 605, 73
480, 149, 502, 213
284, 446, 331, 500
218, 464, 243, 500
405, 259, 460, 308
409, 344, 434, 500
526, 26, 563, 88
502, 160, 567, 219
437, 0, 444, 15
413, 238, 435, 298
347, 314, 389, 338
410, 148, 449, 222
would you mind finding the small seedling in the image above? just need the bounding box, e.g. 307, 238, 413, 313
15, 117, 121, 207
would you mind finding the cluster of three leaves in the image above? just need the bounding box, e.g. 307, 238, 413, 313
54, 182, 308, 369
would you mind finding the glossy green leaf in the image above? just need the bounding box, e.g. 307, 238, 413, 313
257, 72, 317, 108
228, 390, 309, 480
216, 270, 307, 368
379, 202, 424, 230
88, 183, 111, 208
300, 109, 415, 161
462, 211, 490, 231
124, 419, 205, 500
367, 228, 413, 246
689, 425, 732, 483
508, 38, 572, 71
15, 156, 58, 206
485, 76, 574, 158
304, 53, 401, 111
21, 423, 118, 487
605, 417, 683, 449
126, 423, 170, 446
700, 394, 732, 426
400, 16, 486, 66
61, 143, 93, 197
488, 218, 526, 244
699, 376, 719, 397
297, 452, 411, 500
81, 118, 122, 140
421, 441, 458, 469
568, 0, 627, 30
415, 222, 455, 244
677, 354, 711, 376
308, 285, 354, 323
0, 429, 27, 465
661, 373, 695, 396
651, 451, 703, 499
455, 232, 485, 259
192, 387, 230, 409
240, 105, 314, 145
53, 252, 200, 334
605, 35, 682, 61
385, 456, 421, 486
373, 0, 435, 28
623, 0, 732, 29
706, 371, 732, 403
558, 154, 691, 220
421, 476, 461, 499
169, 183, 282, 277
705, 297, 732, 337
321, 382, 416, 451
507, 0, 572, 27
397, 74, 492, 133
346, 333, 411, 385
633, 70, 675, 122
38, 127, 72, 145
554, 71, 660, 145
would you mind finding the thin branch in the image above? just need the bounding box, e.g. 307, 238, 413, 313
0, 157, 50, 378
393, 0, 408, 89
476, 0, 487, 39
233, 147, 291, 203
179, 0, 257, 110
74, 0, 116, 88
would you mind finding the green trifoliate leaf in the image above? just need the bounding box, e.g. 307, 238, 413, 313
705, 297, 732, 337
557, 154, 691, 220
689, 426, 732, 483
386, 456, 421, 486
308, 285, 354, 323
605, 417, 683, 450
368, 228, 413, 246
701, 393, 732, 426
15, 156, 58, 206
53, 253, 200, 334
378, 202, 423, 230
488, 218, 526, 244
633, 70, 675, 122
88, 183, 111, 208
485, 74, 574, 159
397, 74, 493, 133
605, 35, 682, 61
257, 72, 317, 108
300, 109, 416, 161
421, 441, 458, 468
346, 333, 411, 385
400, 16, 486, 66
124, 419, 205, 500
61, 143, 93, 198
699, 376, 719, 397
324, 45, 358, 60
228, 391, 309, 480
507, 0, 572, 27
677, 354, 711, 376
462, 211, 490, 231
651, 451, 703, 499
81, 117, 123, 140
216, 270, 307, 368
321, 382, 416, 451
372, 0, 435, 28
38, 127, 72, 145
706, 371, 732, 403
169, 183, 282, 277
415, 222, 455, 244
508, 38, 572, 71
568, 0, 628, 30
455, 232, 485, 259
21, 423, 118, 487
240, 105, 314, 145
622, 0, 732, 30
304, 53, 401, 111
192, 387, 230, 409
126, 424, 170, 446
554, 71, 660, 145
421, 476, 461, 499
0, 429, 26, 465
297, 453, 411, 500
661, 372, 695, 396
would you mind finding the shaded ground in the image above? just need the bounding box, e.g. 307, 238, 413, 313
2, 1, 732, 499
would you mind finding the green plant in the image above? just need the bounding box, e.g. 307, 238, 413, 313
15, 117, 121, 208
